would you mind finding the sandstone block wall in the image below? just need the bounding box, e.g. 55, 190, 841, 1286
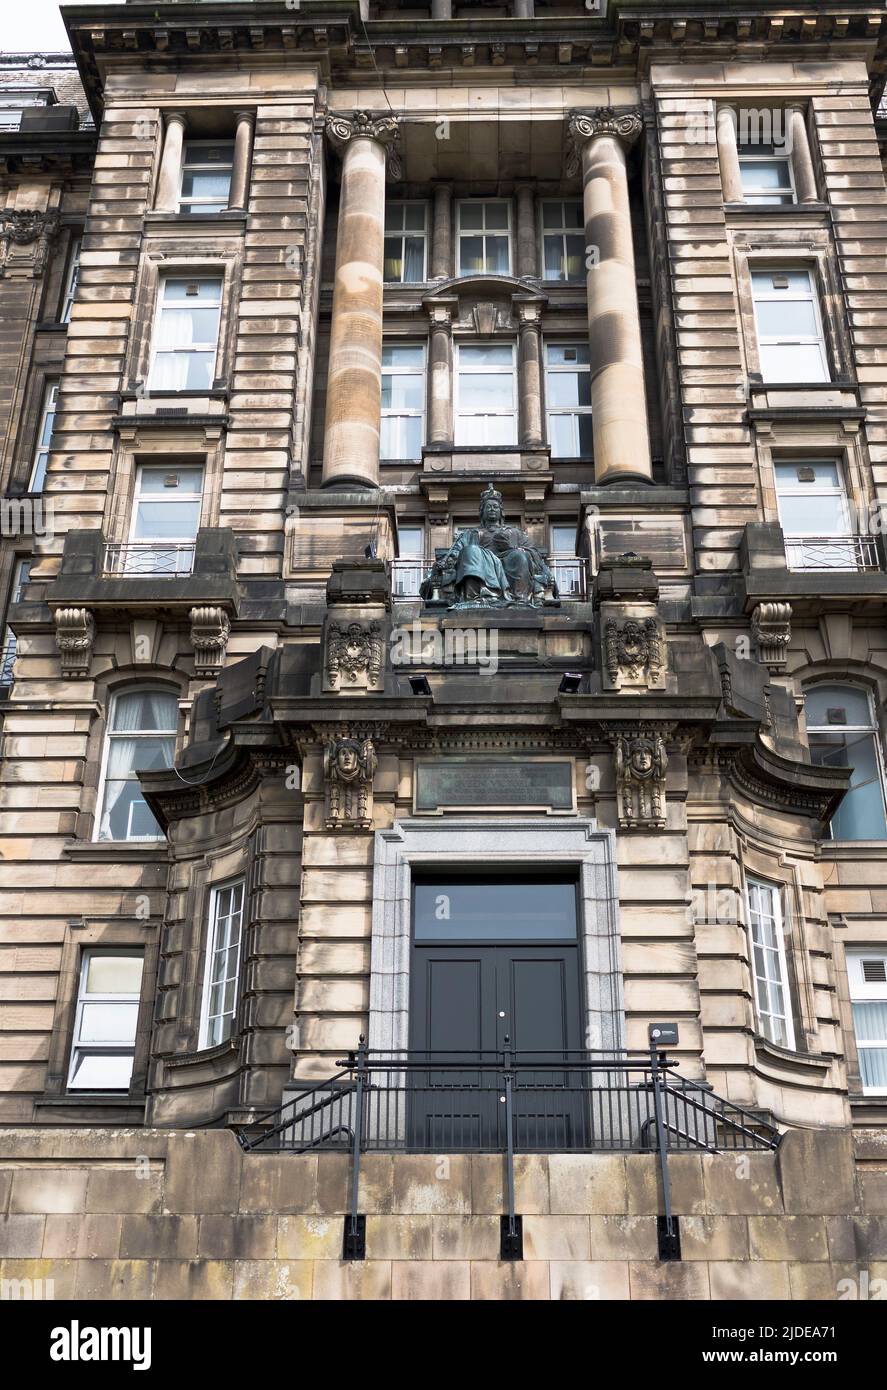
1, 1127, 885, 1300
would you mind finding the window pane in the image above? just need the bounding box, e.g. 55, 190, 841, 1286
459, 373, 513, 408
79, 1002, 140, 1042
134, 500, 201, 540
382, 344, 424, 370
112, 691, 178, 732
459, 203, 483, 230
755, 300, 819, 338
543, 236, 566, 279
809, 732, 887, 840
485, 236, 509, 273
859, 1048, 887, 1089
181, 171, 231, 201
138, 467, 203, 494
548, 372, 590, 408
774, 461, 841, 489
805, 685, 873, 728
460, 345, 513, 368
385, 205, 405, 231
740, 159, 791, 189
163, 279, 221, 303
459, 236, 485, 274
549, 415, 576, 458
384, 238, 404, 283
484, 204, 508, 230
550, 525, 576, 554
778, 495, 850, 535
414, 878, 577, 941
152, 350, 216, 391
852, 1001, 887, 1042
759, 343, 828, 383
404, 204, 425, 231
547, 344, 589, 367
752, 271, 814, 296
69, 1052, 135, 1090
157, 307, 220, 347
398, 526, 424, 557
85, 954, 144, 995
403, 236, 425, 282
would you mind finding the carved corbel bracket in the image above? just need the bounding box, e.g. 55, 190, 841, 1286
751, 601, 791, 670
54, 607, 95, 678
189, 606, 231, 677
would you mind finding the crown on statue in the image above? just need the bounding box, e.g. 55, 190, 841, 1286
479, 484, 503, 511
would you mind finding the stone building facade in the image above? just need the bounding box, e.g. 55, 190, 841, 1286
2, 0, 887, 1301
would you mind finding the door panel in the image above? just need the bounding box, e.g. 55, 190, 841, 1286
409, 943, 583, 1150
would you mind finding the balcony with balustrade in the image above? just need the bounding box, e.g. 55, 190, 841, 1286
48, 527, 240, 617
390, 553, 587, 603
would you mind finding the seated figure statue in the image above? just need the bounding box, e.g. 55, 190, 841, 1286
420, 484, 558, 607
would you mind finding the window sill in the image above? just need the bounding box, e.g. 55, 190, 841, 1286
143, 210, 247, 225
35, 1092, 146, 1108
164, 1037, 239, 1069
63, 839, 168, 861
725, 201, 830, 216
753, 1034, 831, 1075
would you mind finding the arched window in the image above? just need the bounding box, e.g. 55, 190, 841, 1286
96, 688, 178, 842
804, 684, 887, 841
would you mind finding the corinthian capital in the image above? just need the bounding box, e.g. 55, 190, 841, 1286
567, 107, 643, 174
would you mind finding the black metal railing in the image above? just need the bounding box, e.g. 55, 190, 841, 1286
238, 1044, 778, 1157
236, 1042, 780, 1261
784, 534, 880, 572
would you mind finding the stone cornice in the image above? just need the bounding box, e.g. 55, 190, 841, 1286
63, 3, 887, 121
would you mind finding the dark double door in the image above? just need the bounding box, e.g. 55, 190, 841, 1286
408, 942, 584, 1150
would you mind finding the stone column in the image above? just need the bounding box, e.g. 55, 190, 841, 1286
425, 299, 456, 445
569, 110, 652, 485
155, 112, 188, 213
715, 104, 744, 204
322, 112, 399, 488
430, 182, 453, 279
228, 110, 255, 213
515, 297, 545, 447
788, 105, 818, 204
515, 182, 538, 279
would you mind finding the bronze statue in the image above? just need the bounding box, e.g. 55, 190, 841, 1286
420, 484, 557, 607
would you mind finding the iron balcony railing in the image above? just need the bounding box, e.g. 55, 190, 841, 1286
237, 1046, 779, 1159
236, 1043, 780, 1262
0, 636, 16, 685
390, 556, 587, 602
102, 542, 196, 577
784, 534, 880, 572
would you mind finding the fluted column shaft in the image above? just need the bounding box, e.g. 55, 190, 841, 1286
570, 111, 652, 484
322, 113, 399, 488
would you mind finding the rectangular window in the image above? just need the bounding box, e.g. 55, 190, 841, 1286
455, 343, 516, 446
1, 559, 31, 685
541, 201, 585, 281
149, 276, 223, 392
97, 689, 178, 842
746, 877, 795, 1049
67, 949, 144, 1091
414, 876, 578, 942
775, 460, 866, 571
384, 202, 428, 283
847, 951, 887, 1093
751, 269, 829, 383
545, 343, 592, 458
179, 141, 234, 215
549, 522, 583, 599
60, 236, 81, 324
28, 381, 58, 492
0, 89, 52, 132
738, 143, 795, 205
118, 464, 203, 576
393, 524, 425, 599
805, 685, 887, 841
200, 880, 246, 1048
457, 200, 511, 276
381, 345, 425, 459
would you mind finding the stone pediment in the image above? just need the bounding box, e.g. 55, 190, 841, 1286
423, 276, 547, 335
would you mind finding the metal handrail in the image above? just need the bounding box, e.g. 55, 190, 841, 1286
235, 1042, 781, 1263
784, 534, 880, 572
102, 541, 196, 577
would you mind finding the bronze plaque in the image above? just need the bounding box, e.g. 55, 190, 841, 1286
415, 759, 574, 812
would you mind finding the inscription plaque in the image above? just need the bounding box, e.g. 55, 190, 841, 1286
415, 759, 574, 812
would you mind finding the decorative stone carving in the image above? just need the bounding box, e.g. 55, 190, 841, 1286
0, 209, 60, 277
751, 602, 792, 670
189, 606, 231, 677
566, 106, 643, 174
325, 620, 384, 693
326, 110, 401, 178
54, 607, 95, 677
612, 727, 668, 830
324, 735, 377, 830
604, 614, 665, 690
